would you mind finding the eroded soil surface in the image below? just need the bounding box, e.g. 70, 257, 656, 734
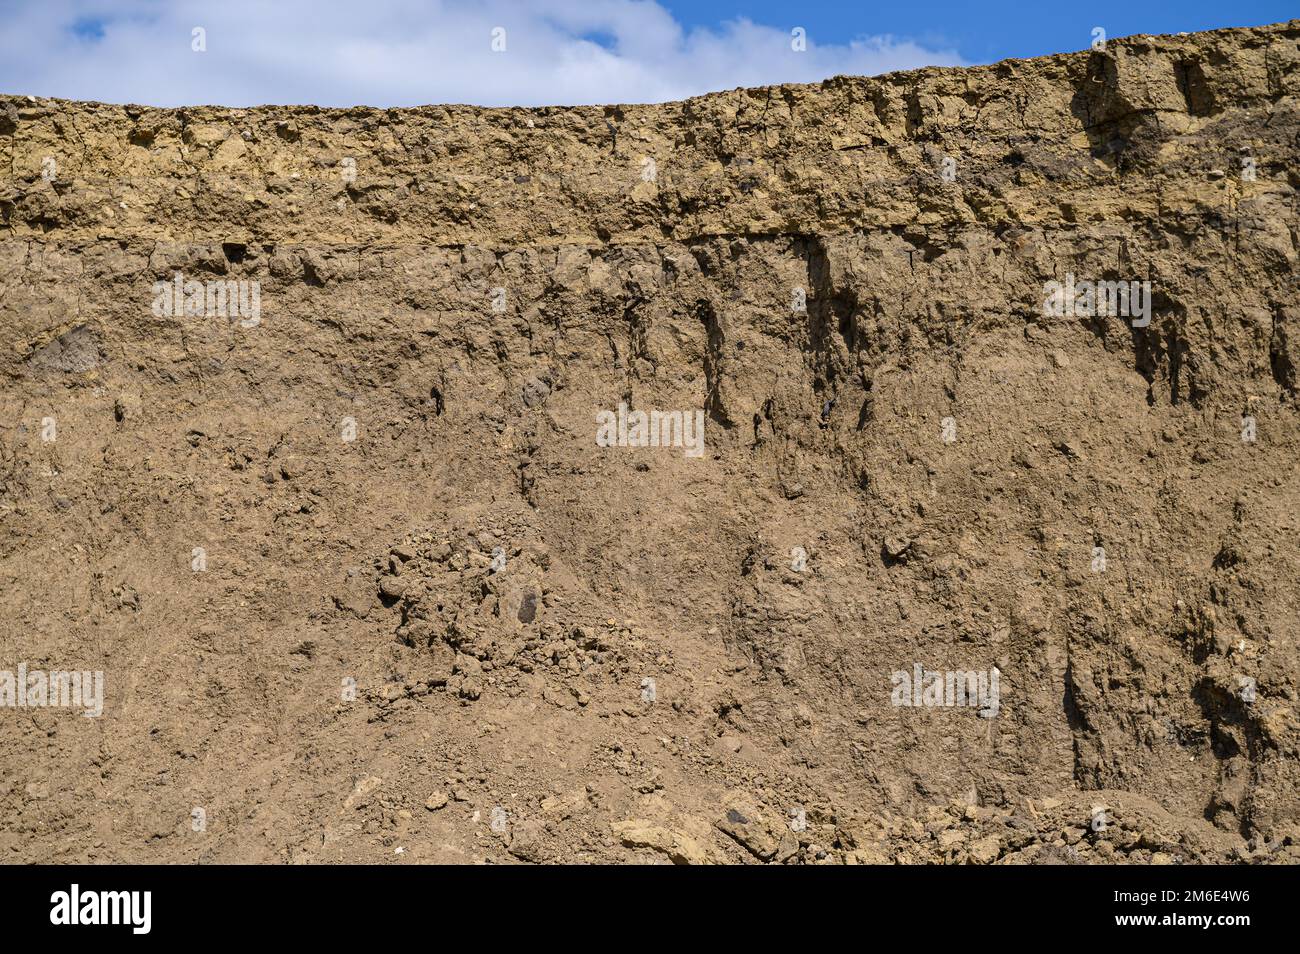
1, 20, 1299, 863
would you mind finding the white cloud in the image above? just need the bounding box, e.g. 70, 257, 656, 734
0, 0, 964, 107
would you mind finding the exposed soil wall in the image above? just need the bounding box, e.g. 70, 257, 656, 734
1, 20, 1298, 863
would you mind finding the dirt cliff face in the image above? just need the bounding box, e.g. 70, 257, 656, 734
1, 20, 1298, 864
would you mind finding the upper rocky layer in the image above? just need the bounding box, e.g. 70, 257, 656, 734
3, 21, 1298, 247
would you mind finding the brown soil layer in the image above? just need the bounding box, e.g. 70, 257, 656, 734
1, 20, 1299, 864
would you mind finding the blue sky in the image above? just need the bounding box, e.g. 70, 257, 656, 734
0, 0, 1294, 107
658, 0, 1297, 65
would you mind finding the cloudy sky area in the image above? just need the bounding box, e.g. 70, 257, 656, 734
0, 0, 1292, 107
